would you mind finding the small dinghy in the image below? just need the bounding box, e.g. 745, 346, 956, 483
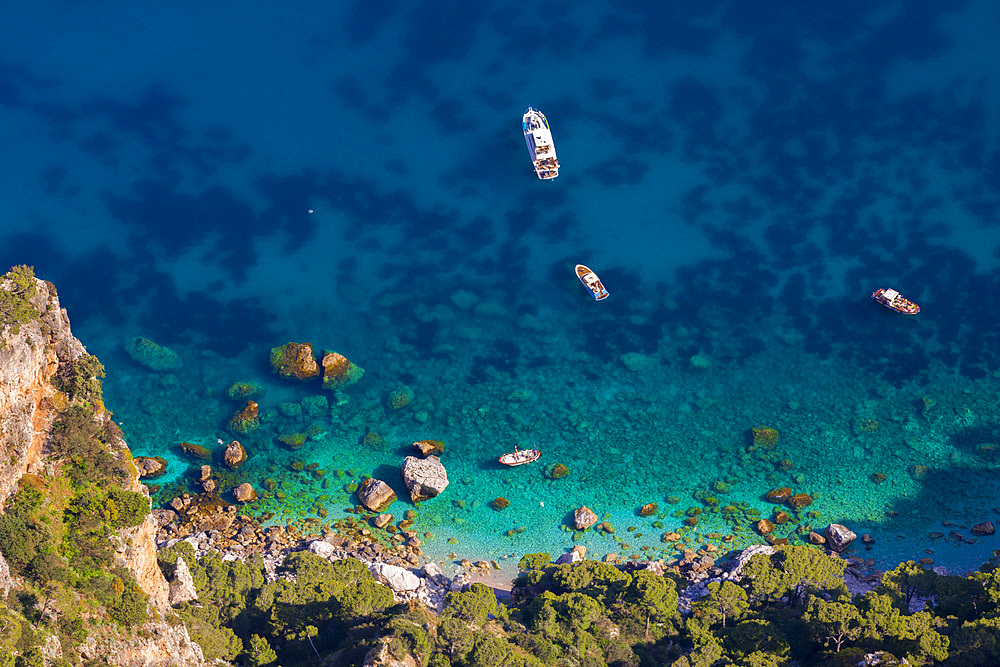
499, 446, 541, 466
576, 264, 609, 301
872, 288, 920, 314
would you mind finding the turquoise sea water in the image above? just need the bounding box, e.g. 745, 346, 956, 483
3, 2, 1000, 576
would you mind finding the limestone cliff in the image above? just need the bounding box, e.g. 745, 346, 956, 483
0, 277, 83, 507
0, 275, 206, 666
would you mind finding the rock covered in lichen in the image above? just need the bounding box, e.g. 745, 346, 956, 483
321, 351, 364, 389
387, 385, 414, 410
228, 400, 259, 434
412, 439, 445, 457
125, 336, 181, 372
270, 342, 319, 380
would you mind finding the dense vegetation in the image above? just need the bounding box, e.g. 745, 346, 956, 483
0, 333, 151, 665
65, 543, 992, 666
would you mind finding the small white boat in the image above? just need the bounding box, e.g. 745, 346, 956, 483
499, 446, 541, 466
576, 264, 609, 301
522, 107, 559, 179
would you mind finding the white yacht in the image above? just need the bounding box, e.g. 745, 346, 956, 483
522, 107, 559, 179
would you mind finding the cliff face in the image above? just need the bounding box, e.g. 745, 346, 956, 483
0, 278, 83, 507
0, 276, 204, 666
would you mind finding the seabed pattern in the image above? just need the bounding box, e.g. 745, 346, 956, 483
1, 3, 999, 579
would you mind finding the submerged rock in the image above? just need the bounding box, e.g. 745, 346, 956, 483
399, 456, 449, 502
787, 493, 812, 509
178, 441, 212, 461
125, 336, 181, 372
972, 521, 995, 536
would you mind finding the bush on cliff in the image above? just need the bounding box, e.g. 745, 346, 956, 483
0, 264, 38, 337
49, 405, 120, 486
54, 354, 105, 405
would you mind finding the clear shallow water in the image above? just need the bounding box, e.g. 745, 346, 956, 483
3, 2, 1000, 576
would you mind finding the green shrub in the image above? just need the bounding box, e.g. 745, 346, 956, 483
108, 574, 148, 627
50, 406, 117, 486
0, 264, 38, 336
104, 488, 150, 529
444, 583, 497, 627
54, 354, 105, 404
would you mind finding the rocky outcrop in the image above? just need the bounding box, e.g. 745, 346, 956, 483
825, 524, 857, 552
78, 617, 205, 667
234, 483, 257, 503
358, 478, 397, 512
134, 456, 168, 479
0, 278, 84, 509
370, 562, 421, 593
168, 557, 198, 605
222, 440, 247, 470
399, 456, 449, 502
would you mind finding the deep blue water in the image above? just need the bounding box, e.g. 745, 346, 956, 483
3, 1, 1000, 574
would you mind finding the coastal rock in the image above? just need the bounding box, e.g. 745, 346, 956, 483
372, 513, 394, 529
787, 493, 813, 509
825, 523, 857, 552
199, 465, 212, 482
555, 545, 587, 565
358, 478, 398, 513
270, 341, 319, 380
222, 440, 247, 470
755, 519, 774, 535
807, 531, 826, 545
765, 487, 792, 503
151, 508, 177, 528
168, 556, 198, 605
573, 506, 599, 530
412, 439, 445, 457
321, 351, 365, 389
228, 401, 259, 434
972, 521, 995, 536
234, 483, 257, 503
370, 562, 421, 593
308, 539, 339, 560
399, 456, 449, 502
134, 455, 168, 479
638, 503, 658, 517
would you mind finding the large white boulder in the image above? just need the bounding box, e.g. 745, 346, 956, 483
370, 562, 421, 593
399, 456, 449, 502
